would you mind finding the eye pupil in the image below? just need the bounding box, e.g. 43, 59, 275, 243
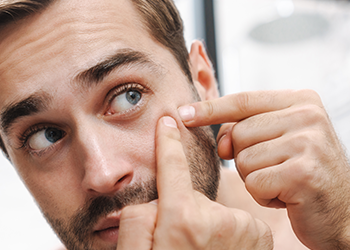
45, 128, 63, 143
126, 90, 141, 105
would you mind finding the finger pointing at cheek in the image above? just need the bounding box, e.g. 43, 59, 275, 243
154, 116, 201, 249
155, 116, 193, 206
154, 116, 273, 250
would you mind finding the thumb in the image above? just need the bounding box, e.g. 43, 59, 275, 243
118, 202, 158, 249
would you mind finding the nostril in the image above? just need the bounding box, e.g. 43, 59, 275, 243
81, 153, 135, 195
118, 174, 132, 185
118, 176, 126, 183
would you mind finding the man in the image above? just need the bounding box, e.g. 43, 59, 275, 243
0, 0, 349, 249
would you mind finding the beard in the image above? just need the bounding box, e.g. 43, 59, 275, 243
44, 125, 221, 250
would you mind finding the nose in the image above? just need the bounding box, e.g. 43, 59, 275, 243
76, 125, 134, 195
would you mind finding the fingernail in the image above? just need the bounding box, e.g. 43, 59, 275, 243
178, 105, 195, 122
163, 116, 177, 128
217, 133, 227, 144
149, 200, 158, 205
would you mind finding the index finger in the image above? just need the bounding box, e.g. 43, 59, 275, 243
178, 89, 321, 127
155, 116, 194, 204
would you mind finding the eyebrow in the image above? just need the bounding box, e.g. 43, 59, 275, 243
1, 93, 51, 135
75, 49, 162, 90
0, 49, 161, 136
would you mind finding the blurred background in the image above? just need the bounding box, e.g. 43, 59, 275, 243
1, 0, 350, 249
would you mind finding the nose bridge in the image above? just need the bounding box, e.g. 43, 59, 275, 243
76, 120, 133, 195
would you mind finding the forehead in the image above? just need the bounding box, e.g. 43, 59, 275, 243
0, 0, 168, 109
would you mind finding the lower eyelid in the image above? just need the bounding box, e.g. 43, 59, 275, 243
28, 133, 66, 157
17, 127, 65, 152
29, 145, 54, 157
105, 88, 148, 117
106, 98, 143, 117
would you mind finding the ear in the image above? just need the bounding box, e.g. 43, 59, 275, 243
189, 40, 219, 101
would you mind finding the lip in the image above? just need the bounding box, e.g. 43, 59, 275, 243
93, 211, 121, 243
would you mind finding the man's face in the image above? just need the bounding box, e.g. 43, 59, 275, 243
0, 0, 220, 249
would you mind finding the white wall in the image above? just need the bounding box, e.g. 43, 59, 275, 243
215, 0, 350, 155
0, 157, 62, 249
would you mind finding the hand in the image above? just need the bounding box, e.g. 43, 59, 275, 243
118, 116, 273, 250
178, 89, 350, 249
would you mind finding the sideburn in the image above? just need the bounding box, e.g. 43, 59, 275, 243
187, 126, 221, 201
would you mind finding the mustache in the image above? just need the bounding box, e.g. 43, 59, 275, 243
71, 179, 158, 243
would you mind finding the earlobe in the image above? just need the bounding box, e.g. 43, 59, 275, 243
189, 40, 219, 101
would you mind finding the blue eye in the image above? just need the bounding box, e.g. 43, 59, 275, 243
45, 128, 64, 143
110, 89, 142, 113
126, 90, 141, 105
28, 127, 65, 150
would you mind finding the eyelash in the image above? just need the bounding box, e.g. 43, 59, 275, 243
107, 82, 147, 105
17, 82, 149, 154
17, 124, 63, 152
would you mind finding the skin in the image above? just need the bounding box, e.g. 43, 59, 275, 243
118, 117, 272, 250
179, 90, 350, 249
0, 0, 272, 249
2, 0, 349, 249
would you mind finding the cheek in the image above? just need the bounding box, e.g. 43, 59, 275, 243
121, 121, 157, 179
124, 93, 189, 176
9, 82, 195, 220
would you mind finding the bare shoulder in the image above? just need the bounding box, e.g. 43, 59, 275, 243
217, 167, 309, 250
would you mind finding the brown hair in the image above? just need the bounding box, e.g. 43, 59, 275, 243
0, 0, 192, 159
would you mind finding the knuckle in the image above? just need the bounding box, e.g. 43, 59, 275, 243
290, 104, 329, 128
179, 208, 200, 230
247, 143, 266, 161
295, 103, 315, 117
249, 112, 275, 129
214, 204, 236, 224
236, 148, 257, 175
227, 208, 273, 249
296, 89, 323, 105
203, 101, 215, 119
305, 104, 327, 123
235, 151, 247, 170
166, 201, 238, 248
289, 130, 325, 156
235, 92, 251, 115
231, 123, 245, 148
255, 220, 273, 249
289, 157, 321, 190
235, 209, 262, 236
162, 193, 193, 216
235, 209, 254, 226
166, 208, 208, 246
246, 170, 275, 195
289, 131, 313, 151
